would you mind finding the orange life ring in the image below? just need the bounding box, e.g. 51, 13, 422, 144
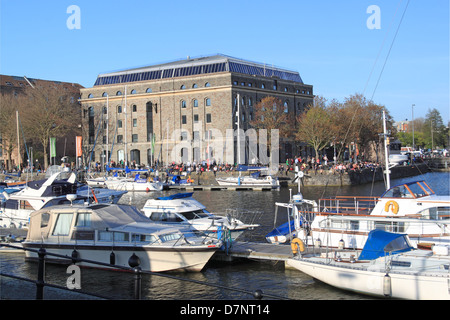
291, 238, 305, 254
384, 200, 399, 214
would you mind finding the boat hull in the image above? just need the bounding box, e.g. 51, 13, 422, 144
23, 242, 218, 272
104, 181, 163, 192
287, 258, 450, 300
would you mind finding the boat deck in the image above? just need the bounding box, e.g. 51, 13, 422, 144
168, 185, 277, 191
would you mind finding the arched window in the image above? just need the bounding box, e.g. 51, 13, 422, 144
181, 100, 186, 108
117, 105, 122, 113
205, 98, 211, 106
146, 88, 152, 93
192, 84, 198, 88
116, 91, 122, 96
132, 104, 137, 112
102, 92, 108, 97
88, 93, 94, 98
205, 82, 211, 87
103, 106, 107, 114
193, 99, 198, 107
284, 101, 289, 113
130, 89, 137, 94
180, 85, 186, 90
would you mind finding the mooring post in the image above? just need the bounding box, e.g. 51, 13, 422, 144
36, 248, 46, 300
133, 266, 142, 300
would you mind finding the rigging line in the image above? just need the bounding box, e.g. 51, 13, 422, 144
371, 0, 411, 101
363, 0, 405, 95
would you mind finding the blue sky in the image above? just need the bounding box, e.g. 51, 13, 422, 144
1, 0, 448, 123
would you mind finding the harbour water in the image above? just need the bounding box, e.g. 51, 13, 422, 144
1, 171, 448, 300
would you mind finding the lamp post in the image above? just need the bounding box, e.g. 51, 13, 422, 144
412, 104, 415, 150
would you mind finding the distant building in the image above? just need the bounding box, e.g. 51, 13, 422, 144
0, 75, 83, 170
395, 120, 409, 133
79, 54, 314, 167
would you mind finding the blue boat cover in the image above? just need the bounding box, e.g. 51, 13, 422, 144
156, 192, 194, 200
358, 230, 413, 260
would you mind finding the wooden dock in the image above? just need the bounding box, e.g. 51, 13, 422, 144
213, 241, 294, 262
168, 185, 277, 191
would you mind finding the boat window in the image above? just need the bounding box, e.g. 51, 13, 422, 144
417, 207, 450, 220
383, 185, 413, 198
41, 213, 50, 228
76, 213, 91, 227
179, 210, 209, 220
384, 236, 411, 253
98, 231, 129, 242
375, 221, 405, 233
407, 182, 430, 198
159, 233, 182, 243
132, 234, 157, 243
149, 212, 183, 222
52, 213, 74, 236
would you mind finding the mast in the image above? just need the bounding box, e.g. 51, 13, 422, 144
383, 110, 391, 190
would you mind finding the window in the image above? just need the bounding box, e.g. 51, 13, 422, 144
182, 115, 187, 124
284, 87, 288, 92
205, 82, 211, 87
88, 94, 94, 98
117, 135, 123, 143
180, 85, 186, 90
52, 213, 73, 236
192, 84, 198, 88
98, 231, 129, 242
116, 91, 122, 96
284, 101, 289, 113
117, 105, 122, 113
103, 106, 107, 114
131, 89, 137, 94
133, 119, 137, 127
205, 98, 211, 106
41, 213, 50, 228
132, 105, 137, 112
193, 99, 198, 107
206, 114, 212, 123
194, 114, 199, 123
181, 100, 186, 108
261, 83, 265, 89
146, 88, 152, 93
132, 134, 138, 142
118, 120, 122, 128
102, 92, 108, 97
76, 213, 91, 227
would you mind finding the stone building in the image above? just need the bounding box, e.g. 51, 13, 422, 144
0, 75, 83, 170
79, 54, 313, 167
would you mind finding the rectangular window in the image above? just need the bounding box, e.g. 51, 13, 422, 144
132, 134, 138, 142
76, 213, 91, 227
52, 213, 73, 236
182, 115, 187, 124
194, 114, 199, 123
117, 135, 123, 143
206, 114, 212, 123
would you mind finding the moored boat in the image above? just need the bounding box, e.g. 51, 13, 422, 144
142, 192, 260, 240
287, 230, 450, 300
23, 203, 222, 272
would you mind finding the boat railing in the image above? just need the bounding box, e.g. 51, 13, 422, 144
319, 196, 379, 215
0, 242, 289, 300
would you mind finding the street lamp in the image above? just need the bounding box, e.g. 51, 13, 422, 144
412, 104, 415, 150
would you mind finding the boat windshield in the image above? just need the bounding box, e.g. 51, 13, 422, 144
384, 235, 412, 253
178, 210, 210, 220
382, 181, 434, 199
159, 232, 182, 243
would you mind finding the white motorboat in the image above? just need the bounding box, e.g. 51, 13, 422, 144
287, 230, 450, 300
0, 172, 127, 229
23, 203, 222, 272
102, 175, 164, 192
215, 165, 280, 188
295, 180, 450, 250
142, 192, 260, 240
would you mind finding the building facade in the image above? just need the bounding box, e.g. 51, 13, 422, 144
79, 55, 313, 167
0, 75, 83, 170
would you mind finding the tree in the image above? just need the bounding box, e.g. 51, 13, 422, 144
295, 96, 333, 158
21, 86, 80, 170
0, 94, 23, 170
423, 108, 447, 149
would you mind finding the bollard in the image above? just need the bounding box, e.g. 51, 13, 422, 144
36, 248, 46, 300
133, 266, 142, 300
254, 289, 263, 300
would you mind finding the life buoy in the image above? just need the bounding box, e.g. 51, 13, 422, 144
384, 200, 399, 214
291, 238, 305, 254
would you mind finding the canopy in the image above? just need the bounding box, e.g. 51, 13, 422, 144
358, 230, 413, 260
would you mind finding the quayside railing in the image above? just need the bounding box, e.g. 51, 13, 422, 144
0, 243, 289, 300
